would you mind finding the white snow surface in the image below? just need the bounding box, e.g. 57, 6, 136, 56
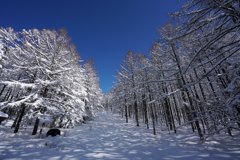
0, 111, 8, 118
0, 111, 240, 160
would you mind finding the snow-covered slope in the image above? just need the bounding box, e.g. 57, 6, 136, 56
0, 111, 239, 160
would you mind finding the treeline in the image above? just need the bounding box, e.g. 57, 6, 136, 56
0, 28, 103, 133
104, 0, 240, 140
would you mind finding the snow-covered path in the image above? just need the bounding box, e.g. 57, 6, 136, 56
0, 111, 240, 160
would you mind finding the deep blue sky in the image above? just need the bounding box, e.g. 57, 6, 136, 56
0, 0, 185, 93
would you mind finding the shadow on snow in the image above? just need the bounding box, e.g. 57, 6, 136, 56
0, 112, 240, 160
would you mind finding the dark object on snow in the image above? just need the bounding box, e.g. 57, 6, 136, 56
46, 128, 60, 137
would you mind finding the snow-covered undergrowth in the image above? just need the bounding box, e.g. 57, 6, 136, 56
0, 111, 239, 160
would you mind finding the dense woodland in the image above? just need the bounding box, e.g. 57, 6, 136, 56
0, 0, 239, 141
0, 28, 103, 133
104, 0, 240, 140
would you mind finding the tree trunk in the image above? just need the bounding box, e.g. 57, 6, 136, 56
125, 104, 128, 123
164, 98, 175, 131
150, 104, 156, 135
11, 110, 20, 129
171, 42, 203, 139
32, 117, 40, 135
128, 105, 132, 118
0, 84, 7, 98
3, 88, 11, 101
134, 96, 139, 126
170, 85, 181, 125
142, 94, 149, 129
14, 103, 26, 133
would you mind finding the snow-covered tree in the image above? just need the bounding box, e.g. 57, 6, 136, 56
106, 0, 240, 139
83, 60, 103, 119
0, 28, 102, 133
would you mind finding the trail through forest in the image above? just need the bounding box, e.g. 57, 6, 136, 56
0, 111, 240, 160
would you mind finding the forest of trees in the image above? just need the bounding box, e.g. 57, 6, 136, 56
104, 0, 240, 140
0, 28, 103, 133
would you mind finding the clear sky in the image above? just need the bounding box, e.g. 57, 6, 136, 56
0, 0, 185, 93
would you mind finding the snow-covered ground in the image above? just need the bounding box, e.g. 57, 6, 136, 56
0, 111, 240, 160
0, 111, 8, 118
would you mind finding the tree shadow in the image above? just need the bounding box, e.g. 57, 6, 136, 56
0, 112, 240, 160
